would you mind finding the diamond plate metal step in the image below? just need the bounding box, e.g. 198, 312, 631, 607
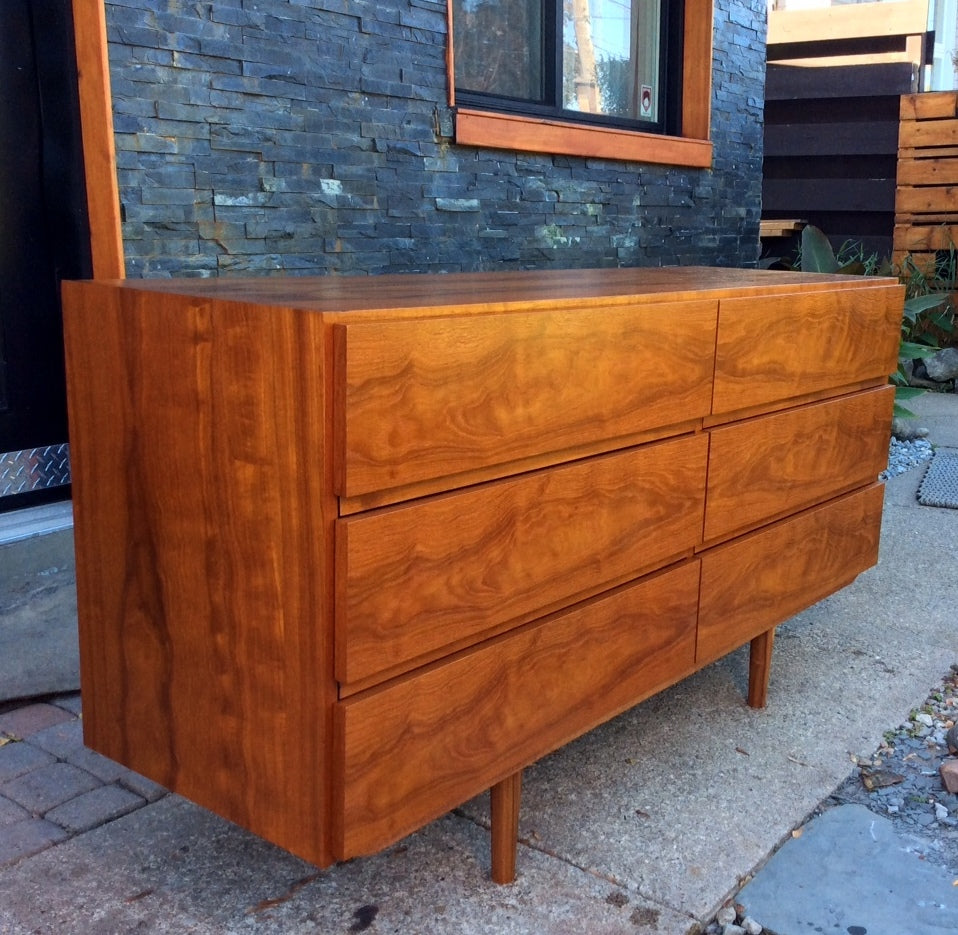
0, 444, 71, 499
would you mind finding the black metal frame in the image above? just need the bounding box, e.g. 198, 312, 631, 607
455, 0, 684, 137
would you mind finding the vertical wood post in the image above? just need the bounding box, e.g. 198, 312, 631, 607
73, 0, 125, 279
490, 770, 522, 884
748, 627, 776, 709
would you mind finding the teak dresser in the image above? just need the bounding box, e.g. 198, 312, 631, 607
62, 266, 903, 882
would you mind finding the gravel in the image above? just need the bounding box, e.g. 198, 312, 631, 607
879, 436, 934, 481
705, 664, 958, 935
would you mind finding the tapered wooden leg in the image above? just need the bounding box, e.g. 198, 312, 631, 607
748, 627, 776, 709
490, 770, 522, 884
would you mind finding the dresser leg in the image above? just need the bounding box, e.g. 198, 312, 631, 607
490, 770, 522, 884
748, 627, 776, 709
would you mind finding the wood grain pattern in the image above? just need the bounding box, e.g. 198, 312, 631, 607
712, 285, 903, 415
334, 562, 700, 859
697, 484, 884, 666
748, 629, 776, 709
704, 386, 895, 544
60, 268, 901, 882
336, 434, 708, 686
490, 771, 522, 884
72, 0, 124, 279
62, 281, 334, 867
335, 300, 717, 498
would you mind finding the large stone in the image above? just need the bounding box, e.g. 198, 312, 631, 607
924, 347, 958, 382
941, 760, 958, 794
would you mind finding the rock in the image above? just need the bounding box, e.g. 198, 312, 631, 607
715, 905, 737, 926
741, 917, 763, 935
722, 925, 746, 935
924, 346, 958, 382
935, 802, 950, 820
891, 416, 930, 440
941, 760, 958, 795
947, 724, 958, 755
915, 711, 934, 727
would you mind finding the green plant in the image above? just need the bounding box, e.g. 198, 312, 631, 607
787, 226, 954, 418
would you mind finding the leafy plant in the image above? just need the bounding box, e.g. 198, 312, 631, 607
785, 226, 954, 418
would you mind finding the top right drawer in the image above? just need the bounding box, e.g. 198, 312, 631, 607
712, 284, 904, 416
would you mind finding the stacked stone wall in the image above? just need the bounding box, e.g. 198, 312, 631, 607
105, 0, 766, 277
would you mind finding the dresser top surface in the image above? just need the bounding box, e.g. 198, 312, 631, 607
70, 266, 900, 316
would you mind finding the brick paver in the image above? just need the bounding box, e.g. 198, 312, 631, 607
45, 783, 145, 835
0, 693, 167, 867
0, 740, 56, 783
0, 703, 74, 740
2, 761, 100, 814
0, 817, 68, 866
26, 718, 84, 759
117, 769, 168, 804
0, 793, 28, 827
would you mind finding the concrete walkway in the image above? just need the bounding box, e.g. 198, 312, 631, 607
0, 393, 956, 934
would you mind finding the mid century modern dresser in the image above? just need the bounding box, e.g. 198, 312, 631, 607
62, 266, 903, 881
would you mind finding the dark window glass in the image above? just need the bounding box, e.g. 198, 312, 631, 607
454, 0, 675, 132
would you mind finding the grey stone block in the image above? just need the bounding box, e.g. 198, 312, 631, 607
0, 793, 29, 827
0, 703, 75, 740
2, 762, 101, 815
66, 746, 128, 784
45, 784, 145, 835
0, 741, 56, 783
0, 818, 68, 867
26, 718, 84, 759
118, 770, 169, 804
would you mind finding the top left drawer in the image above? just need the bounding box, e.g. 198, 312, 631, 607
334, 299, 718, 501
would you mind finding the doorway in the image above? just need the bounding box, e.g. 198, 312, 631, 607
0, 0, 92, 512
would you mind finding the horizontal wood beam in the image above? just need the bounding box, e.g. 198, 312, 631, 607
764, 178, 895, 214
768, 0, 929, 46
765, 121, 900, 158
766, 63, 916, 101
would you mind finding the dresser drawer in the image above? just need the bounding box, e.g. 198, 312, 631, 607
333, 561, 700, 859
336, 433, 708, 687
704, 385, 894, 544
697, 483, 884, 666
712, 284, 902, 415
334, 299, 717, 500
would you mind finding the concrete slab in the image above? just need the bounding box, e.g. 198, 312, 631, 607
0, 795, 694, 935
737, 804, 958, 935
0, 528, 78, 702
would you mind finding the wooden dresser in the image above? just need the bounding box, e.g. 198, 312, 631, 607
62, 267, 902, 881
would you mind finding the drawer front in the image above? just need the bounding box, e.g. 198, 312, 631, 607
334, 561, 700, 859
334, 299, 717, 499
704, 385, 894, 544
697, 483, 884, 666
336, 434, 708, 687
712, 284, 902, 415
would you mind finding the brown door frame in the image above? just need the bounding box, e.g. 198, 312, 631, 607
72, 0, 124, 279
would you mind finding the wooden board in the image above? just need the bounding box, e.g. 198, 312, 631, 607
62, 281, 336, 867
334, 561, 700, 859
697, 484, 885, 666
334, 299, 718, 500
336, 434, 708, 687
704, 386, 895, 545
712, 285, 902, 415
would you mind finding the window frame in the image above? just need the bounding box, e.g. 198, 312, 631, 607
446, 0, 713, 168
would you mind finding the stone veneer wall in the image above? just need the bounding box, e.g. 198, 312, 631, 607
105, 0, 766, 277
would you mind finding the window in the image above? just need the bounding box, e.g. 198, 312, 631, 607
448, 0, 713, 168
454, 0, 674, 133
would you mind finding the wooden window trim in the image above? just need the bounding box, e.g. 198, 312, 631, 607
73, 0, 125, 279
448, 0, 714, 168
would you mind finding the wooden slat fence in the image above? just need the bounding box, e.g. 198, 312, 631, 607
894, 92, 958, 272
